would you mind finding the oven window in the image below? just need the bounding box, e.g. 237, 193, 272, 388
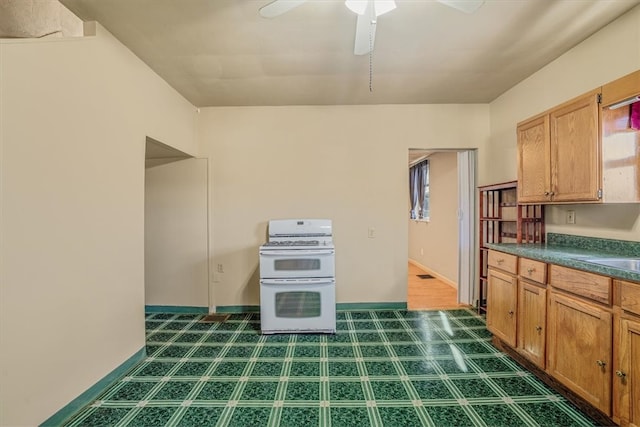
274, 258, 320, 271
275, 291, 321, 318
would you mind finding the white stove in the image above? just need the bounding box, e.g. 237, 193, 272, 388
259, 219, 336, 334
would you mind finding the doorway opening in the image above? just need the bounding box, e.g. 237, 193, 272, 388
144, 137, 210, 312
407, 149, 476, 310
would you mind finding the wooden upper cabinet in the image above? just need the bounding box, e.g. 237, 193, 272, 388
517, 115, 550, 203
601, 70, 640, 203
517, 69, 640, 204
550, 90, 601, 202
517, 89, 601, 204
601, 69, 640, 106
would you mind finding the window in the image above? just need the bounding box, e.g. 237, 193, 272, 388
409, 160, 429, 220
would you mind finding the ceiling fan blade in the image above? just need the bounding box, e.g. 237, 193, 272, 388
437, 0, 485, 14
353, 2, 376, 55
259, 0, 308, 18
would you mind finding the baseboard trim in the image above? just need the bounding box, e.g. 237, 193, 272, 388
408, 259, 458, 289
145, 305, 208, 313
40, 347, 146, 427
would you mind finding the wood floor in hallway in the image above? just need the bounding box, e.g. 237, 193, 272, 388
407, 262, 470, 310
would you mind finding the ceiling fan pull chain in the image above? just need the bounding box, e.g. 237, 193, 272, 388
369, 20, 375, 92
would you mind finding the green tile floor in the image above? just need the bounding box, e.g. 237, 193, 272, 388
63, 309, 597, 426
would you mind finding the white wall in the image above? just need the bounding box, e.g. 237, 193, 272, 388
408, 151, 460, 286
198, 105, 489, 308
145, 158, 209, 308
489, 5, 640, 242
0, 24, 197, 426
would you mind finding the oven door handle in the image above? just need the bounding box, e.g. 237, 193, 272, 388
259, 250, 335, 256
260, 278, 335, 285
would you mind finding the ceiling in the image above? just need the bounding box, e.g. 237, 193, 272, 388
43, 1, 640, 106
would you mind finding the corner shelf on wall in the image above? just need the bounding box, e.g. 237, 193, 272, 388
477, 180, 544, 315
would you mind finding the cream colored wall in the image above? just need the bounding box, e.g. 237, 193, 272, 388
489, 5, 640, 242
408, 151, 459, 286
0, 24, 197, 426
145, 158, 209, 308
198, 105, 489, 308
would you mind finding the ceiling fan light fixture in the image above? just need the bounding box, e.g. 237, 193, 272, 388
345, 0, 367, 15
345, 0, 396, 17
374, 0, 396, 17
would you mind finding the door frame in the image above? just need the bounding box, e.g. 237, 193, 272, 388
407, 148, 476, 306
457, 150, 476, 305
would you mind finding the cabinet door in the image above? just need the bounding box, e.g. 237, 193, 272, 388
549, 90, 601, 202
517, 115, 550, 203
518, 281, 546, 369
614, 318, 640, 427
487, 268, 517, 347
547, 292, 612, 414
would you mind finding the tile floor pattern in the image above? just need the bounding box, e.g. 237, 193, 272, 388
63, 309, 597, 427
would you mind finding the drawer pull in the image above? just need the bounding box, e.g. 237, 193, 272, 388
535, 326, 542, 332
615, 370, 626, 378
596, 360, 606, 368
508, 310, 514, 317
497, 259, 504, 264
527, 267, 535, 275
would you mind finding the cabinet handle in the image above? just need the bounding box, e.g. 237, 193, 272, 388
596, 360, 606, 368
544, 191, 550, 196
615, 370, 626, 378
508, 310, 514, 317
535, 326, 542, 332
527, 267, 535, 275
497, 259, 504, 264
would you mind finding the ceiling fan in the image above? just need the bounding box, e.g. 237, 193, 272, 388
259, 0, 485, 55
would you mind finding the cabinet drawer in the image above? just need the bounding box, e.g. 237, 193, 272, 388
519, 258, 546, 284
549, 265, 611, 305
619, 280, 640, 316
488, 251, 517, 274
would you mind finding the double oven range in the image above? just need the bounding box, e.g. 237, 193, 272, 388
259, 219, 336, 334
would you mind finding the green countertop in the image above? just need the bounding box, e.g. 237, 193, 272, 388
486, 239, 640, 283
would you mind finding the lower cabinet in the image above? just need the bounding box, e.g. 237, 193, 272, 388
487, 267, 517, 347
614, 317, 640, 427
487, 249, 639, 423
613, 279, 640, 427
547, 292, 612, 415
517, 281, 546, 369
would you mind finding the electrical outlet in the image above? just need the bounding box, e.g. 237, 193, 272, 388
368, 227, 376, 238
217, 264, 224, 273
566, 210, 576, 224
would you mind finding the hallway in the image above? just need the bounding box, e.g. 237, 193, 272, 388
407, 263, 469, 311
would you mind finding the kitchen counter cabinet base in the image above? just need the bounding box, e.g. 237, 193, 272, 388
547, 292, 612, 415
492, 336, 616, 427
